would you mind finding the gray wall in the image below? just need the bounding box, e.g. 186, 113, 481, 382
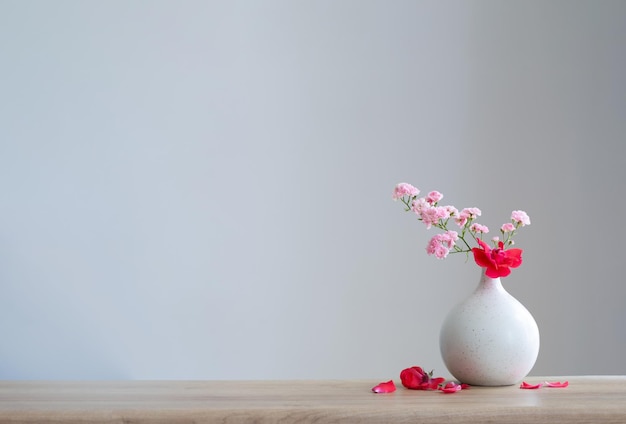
1, 0, 625, 380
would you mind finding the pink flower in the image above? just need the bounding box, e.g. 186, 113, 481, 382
472, 238, 523, 278
455, 207, 481, 227
434, 245, 449, 259
470, 223, 489, 234
426, 231, 458, 259
411, 197, 428, 215
420, 207, 439, 229
442, 230, 459, 247
420, 206, 448, 229
511, 210, 531, 226
371, 380, 397, 393
443, 205, 459, 218
501, 223, 516, 233
426, 236, 449, 258
461, 207, 482, 219
400, 367, 445, 390
393, 183, 420, 200
426, 191, 443, 204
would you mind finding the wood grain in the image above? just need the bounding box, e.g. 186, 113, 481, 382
0, 376, 624, 423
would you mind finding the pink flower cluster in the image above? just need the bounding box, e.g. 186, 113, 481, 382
392, 183, 420, 199
426, 231, 458, 259
393, 183, 530, 276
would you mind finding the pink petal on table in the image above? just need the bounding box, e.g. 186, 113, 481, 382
520, 381, 543, 389
372, 380, 396, 393
544, 381, 569, 388
439, 382, 463, 393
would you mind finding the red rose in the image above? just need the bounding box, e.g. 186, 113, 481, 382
472, 238, 523, 278
400, 366, 445, 390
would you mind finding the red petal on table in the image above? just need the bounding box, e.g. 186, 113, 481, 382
460, 384, 470, 389
372, 380, 396, 393
544, 381, 569, 388
520, 381, 543, 389
439, 382, 462, 393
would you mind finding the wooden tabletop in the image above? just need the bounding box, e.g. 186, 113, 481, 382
0, 376, 625, 423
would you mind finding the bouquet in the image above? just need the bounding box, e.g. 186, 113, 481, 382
393, 183, 530, 278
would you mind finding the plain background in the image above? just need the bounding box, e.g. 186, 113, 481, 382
1, 0, 625, 380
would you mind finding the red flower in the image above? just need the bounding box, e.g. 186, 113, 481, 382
400, 366, 446, 390
371, 380, 396, 393
472, 238, 523, 278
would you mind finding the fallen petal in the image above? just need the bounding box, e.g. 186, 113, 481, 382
520, 381, 542, 389
372, 380, 396, 393
544, 381, 569, 388
439, 382, 462, 393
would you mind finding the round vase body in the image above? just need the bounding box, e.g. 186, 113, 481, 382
439, 269, 540, 386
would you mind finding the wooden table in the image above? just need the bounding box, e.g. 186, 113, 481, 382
0, 376, 624, 423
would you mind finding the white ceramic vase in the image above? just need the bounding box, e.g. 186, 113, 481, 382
439, 268, 540, 386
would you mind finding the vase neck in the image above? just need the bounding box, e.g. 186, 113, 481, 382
478, 268, 504, 291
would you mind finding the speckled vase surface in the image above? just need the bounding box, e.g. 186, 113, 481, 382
439, 269, 540, 386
